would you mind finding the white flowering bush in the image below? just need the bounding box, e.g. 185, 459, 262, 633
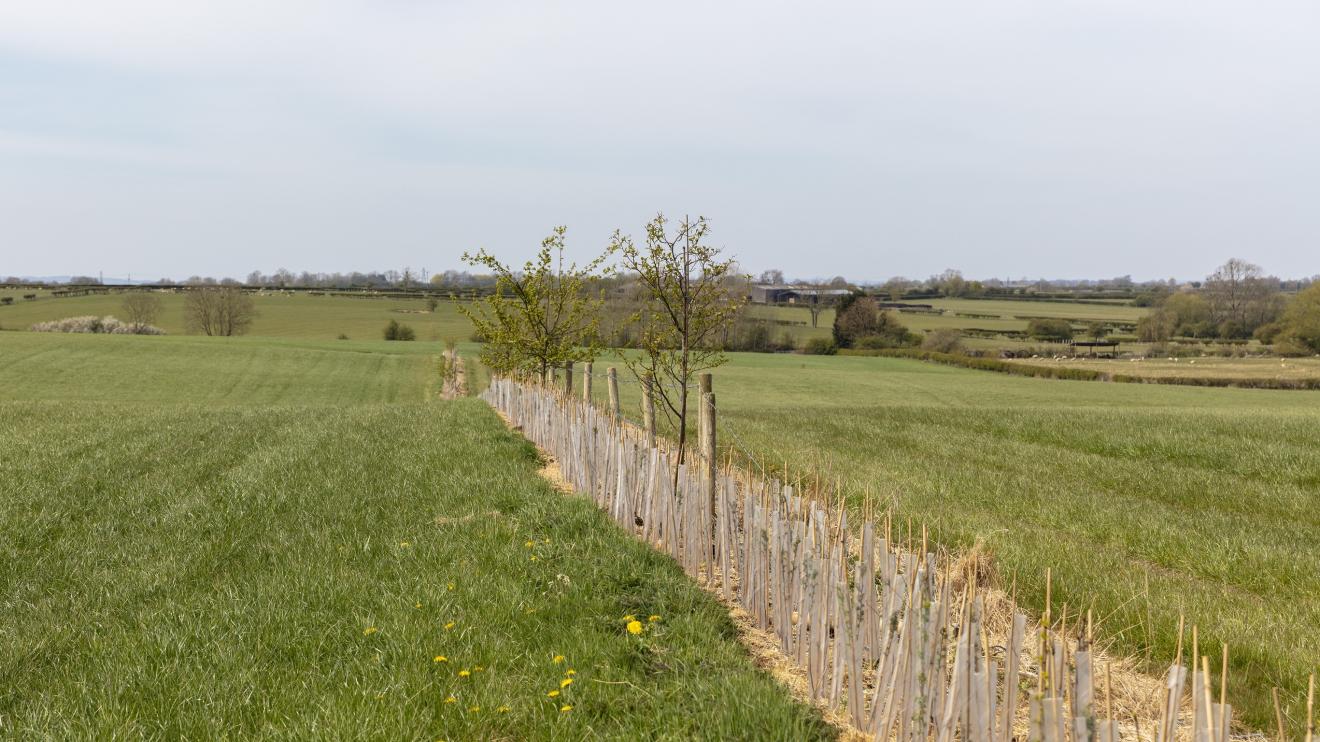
29, 315, 166, 335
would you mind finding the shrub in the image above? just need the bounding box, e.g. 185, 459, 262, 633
802, 337, 837, 355
29, 315, 165, 335
0, 297, 12, 305
1025, 318, 1073, 342
337, 333, 350, 340
23, 293, 36, 300
384, 320, 416, 341
921, 328, 963, 354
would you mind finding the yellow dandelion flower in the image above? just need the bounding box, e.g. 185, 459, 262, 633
626, 620, 643, 635
621, 614, 635, 622
530, 555, 538, 561
497, 705, 511, 713
524, 540, 535, 548
543, 538, 551, 544
547, 690, 560, 698
415, 602, 422, 609
443, 696, 457, 704
458, 669, 471, 678
375, 692, 385, 700
560, 678, 573, 688
565, 669, 576, 676
447, 581, 455, 591
472, 665, 484, 672
433, 655, 447, 663
648, 615, 661, 622
444, 621, 455, 630
400, 541, 411, 548
363, 627, 378, 636
560, 705, 572, 713
468, 705, 480, 713
552, 654, 565, 664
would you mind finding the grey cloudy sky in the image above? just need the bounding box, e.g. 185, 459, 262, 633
2, 1, 1317, 282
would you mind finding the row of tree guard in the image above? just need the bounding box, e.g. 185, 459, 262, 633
483, 375, 1313, 742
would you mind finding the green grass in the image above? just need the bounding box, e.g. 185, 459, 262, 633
0, 289, 474, 341
745, 296, 1151, 348
0, 336, 831, 740
589, 351, 1320, 730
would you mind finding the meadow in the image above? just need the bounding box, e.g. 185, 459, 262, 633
0, 333, 832, 739
746, 296, 1149, 347
1013, 354, 1320, 382
0, 288, 474, 342
590, 352, 1320, 730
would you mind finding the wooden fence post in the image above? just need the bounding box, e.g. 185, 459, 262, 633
563, 361, 573, 397
699, 373, 716, 582
583, 361, 593, 402
642, 373, 656, 446
607, 367, 620, 419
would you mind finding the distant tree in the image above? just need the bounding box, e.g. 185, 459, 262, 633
833, 296, 878, 348
68, 275, 101, 285
758, 268, 785, 285
120, 292, 162, 329
1026, 318, 1073, 342
931, 269, 967, 297
827, 275, 850, 289
1279, 282, 1320, 353
1087, 321, 1109, 341
880, 278, 907, 301
426, 297, 439, 312
611, 213, 741, 479
1203, 258, 1283, 337
459, 226, 612, 380
184, 287, 256, 336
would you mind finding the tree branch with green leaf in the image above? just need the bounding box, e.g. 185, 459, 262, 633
459, 226, 613, 381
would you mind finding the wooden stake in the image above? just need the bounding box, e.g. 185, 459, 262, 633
1220, 644, 1229, 742
1307, 673, 1315, 742
583, 361, 593, 401
1272, 687, 1286, 742
606, 366, 620, 419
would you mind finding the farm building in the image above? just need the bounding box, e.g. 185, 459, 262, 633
751, 285, 853, 304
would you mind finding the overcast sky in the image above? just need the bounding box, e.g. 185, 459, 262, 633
2, 1, 1317, 282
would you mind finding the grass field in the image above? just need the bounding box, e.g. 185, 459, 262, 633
0, 334, 831, 739
1014, 354, 1320, 382
0, 289, 474, 342
589, 352, 1320, 730
746, 297, 1150, 347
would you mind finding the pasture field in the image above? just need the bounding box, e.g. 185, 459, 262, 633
1013, 354, 1320, 382
0, 334, 831, 739
746, 296, 1150, 347
0, 288, 474, 341
588, 352, 1320, 730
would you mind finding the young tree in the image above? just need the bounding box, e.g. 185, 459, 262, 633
120, 292, 162, 329
611, 214, 742, 476
184, 287, 256, 336
459, 226, 612, 380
